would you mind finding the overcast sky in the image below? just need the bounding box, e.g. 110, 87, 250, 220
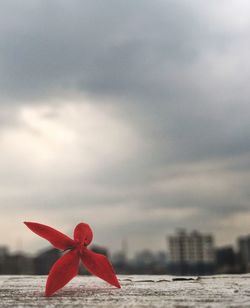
1, 0, 250, 256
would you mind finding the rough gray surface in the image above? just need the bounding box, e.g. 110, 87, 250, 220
0, 275, 250, 307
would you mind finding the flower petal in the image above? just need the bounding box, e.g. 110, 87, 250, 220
74, 223, 93, 246
45, 249, 79, 297
81, 249, 121, 288
24, 222, 75, 250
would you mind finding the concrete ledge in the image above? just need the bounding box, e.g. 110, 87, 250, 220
0, 275, 250, 307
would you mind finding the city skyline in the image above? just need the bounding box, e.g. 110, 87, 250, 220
1, 1, 250, 255
1, 227, 250, 259
1, 228, 250, 276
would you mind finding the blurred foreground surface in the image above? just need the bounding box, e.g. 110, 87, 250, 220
0, 275, 250, 307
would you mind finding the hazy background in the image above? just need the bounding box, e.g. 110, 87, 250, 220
0, 0, 250, 256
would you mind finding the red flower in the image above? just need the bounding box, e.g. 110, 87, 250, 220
24, 222, 121, 296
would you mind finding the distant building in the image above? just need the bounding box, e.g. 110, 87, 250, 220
129, 250, 168, 275
34, 248, 62, 275
152, 251, 168, 274
169, 229, 215, 263
238, 235, 250, 272
112, 251, 127, 264
215, 246, 238, 274
0, 246, 9, 274
168, 229, 215, 275
135, 250, 155, 266
6, 254, 34, 274
112, 251, 128, 274
0, 246, 34, 274
0, 246, 9, 258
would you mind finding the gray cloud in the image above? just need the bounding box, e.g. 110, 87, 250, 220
0, 0, 215, 101
0, 0, 250, 254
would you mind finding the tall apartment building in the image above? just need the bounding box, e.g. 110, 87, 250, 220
169, 229, 215, 263
238, 235, 250, 271
168, 229, 215, 274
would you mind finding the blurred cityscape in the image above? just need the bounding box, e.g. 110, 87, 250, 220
1, 229, 250, 276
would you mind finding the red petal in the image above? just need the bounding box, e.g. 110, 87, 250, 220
24, 222, 75, 250
74, 223, 93, 246
81, 249, 121, 288
45, 249, 79, 297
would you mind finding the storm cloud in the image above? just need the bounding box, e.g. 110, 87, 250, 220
0, 0, 250, 255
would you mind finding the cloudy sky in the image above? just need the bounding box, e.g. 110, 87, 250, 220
0, 0, 250, 256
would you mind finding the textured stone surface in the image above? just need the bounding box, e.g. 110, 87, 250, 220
0, 275, 250, 307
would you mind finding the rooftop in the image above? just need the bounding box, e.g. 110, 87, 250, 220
0, 274, 250, 307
